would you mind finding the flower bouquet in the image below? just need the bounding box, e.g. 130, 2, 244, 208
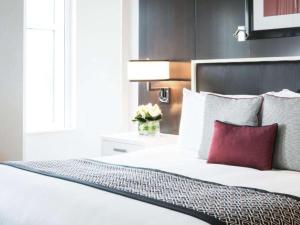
133, 103, 162, 136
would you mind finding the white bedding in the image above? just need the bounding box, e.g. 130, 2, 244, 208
0, 144, 300, 225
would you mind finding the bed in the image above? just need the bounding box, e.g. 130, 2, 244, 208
1, 57, 300, 225
1, 145, 300, 225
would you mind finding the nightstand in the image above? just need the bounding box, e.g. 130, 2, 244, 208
100, 132, 178, 156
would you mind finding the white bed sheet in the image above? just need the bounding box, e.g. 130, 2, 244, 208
0, 144, 300, 225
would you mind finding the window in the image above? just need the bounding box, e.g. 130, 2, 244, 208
24, 0, 75, 133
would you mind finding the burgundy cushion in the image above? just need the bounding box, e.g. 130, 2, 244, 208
207, 121, 278, 170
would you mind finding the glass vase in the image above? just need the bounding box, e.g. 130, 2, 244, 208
138, 121, 160, 136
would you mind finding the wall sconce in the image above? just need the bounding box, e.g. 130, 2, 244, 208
233, 26, 248, 42
128, 60, 191, 104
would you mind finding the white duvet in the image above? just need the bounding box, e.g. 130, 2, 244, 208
0, 144, 300, 225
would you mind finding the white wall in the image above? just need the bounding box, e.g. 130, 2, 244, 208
0, 0, 24, 161
24, 0, 139, 160
122, 0, 139, 131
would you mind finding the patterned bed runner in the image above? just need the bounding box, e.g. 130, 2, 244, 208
2, 159, 300, 225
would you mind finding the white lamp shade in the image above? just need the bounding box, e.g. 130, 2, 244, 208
128, 61, 191, 81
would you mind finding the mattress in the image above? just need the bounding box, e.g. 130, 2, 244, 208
0, 144, 299, 225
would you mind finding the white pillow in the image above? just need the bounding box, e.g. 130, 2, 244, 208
178, 89, 258, 152
178, 89, 205, 152
266, 89, 300, 97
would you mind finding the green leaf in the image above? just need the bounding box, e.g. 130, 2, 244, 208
132, 117, 147, 123
145, 114, 162, 121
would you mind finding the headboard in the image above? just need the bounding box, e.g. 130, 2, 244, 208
191, 57, 300, 94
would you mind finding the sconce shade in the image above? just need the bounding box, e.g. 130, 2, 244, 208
128, 60, 191, 81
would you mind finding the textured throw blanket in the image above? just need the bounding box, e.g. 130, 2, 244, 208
2, 159, 300, 225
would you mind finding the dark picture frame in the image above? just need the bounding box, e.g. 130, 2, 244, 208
245, 0, 300, 39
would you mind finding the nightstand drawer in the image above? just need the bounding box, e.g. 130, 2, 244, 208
101, 140, 144, 156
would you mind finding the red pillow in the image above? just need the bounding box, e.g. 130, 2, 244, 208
207, 121, 278, 170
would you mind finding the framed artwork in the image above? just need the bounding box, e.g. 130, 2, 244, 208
246, 0, 300, 39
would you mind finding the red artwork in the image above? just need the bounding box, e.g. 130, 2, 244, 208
264, 0, 300, 17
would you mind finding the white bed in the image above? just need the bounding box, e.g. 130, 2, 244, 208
2, 57, 300, 225
0, 144, 299, 225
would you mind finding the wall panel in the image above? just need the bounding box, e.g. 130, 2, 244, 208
139, 0, 300, 134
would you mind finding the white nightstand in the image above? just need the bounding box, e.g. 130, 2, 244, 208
100, 132, 178, 156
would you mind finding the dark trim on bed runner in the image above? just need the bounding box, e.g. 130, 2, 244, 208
1, 159, 300, 225
1, 160, 223, 225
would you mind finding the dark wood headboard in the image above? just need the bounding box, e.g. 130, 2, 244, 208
192, 57, 300, 94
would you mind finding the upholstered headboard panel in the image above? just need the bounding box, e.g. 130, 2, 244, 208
192, 57, 300, 95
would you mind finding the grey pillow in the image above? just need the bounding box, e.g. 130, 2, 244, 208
198, 94, 263, 159
262, 95, 300, 171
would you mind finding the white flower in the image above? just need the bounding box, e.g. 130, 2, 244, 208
133, 103, 162, 121
149, 104, 162, 117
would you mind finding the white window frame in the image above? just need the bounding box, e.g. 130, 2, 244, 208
24, 0, 76, 134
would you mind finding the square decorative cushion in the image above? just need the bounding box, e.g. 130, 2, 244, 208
207, 121, 278, 170
198, 94, 263, 159
262, 95, 300, 171
178, 89, 258, 152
